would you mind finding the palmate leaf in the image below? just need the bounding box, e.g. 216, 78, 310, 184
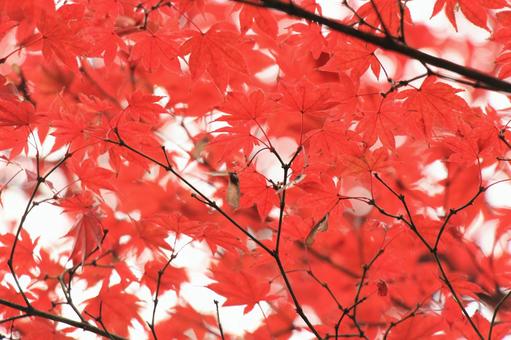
321, 35, 380, 79
355, 0, 412, 36
180, 23, 248, 90
220, 89, 269, 122
130, 29, 180, 73
208, 267, 277, 314
65, 211, 104, 266
206, 124, 261, 164
239, 170, 279, 220
432, 0, 507, 30
36, 4, 90, 70
84, 284, 143, 337
399, 77, 469, 140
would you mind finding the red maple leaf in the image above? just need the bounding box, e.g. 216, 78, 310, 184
180, 23, 248, 90
37, 5, 90, 69
399, 77, 469, 139
131, 29, 180, 73
208, 268, 277, 314
84, 284, 143, 337
239, 170, 279, 220
432, 0, 507, 30
65, 211, 104, 265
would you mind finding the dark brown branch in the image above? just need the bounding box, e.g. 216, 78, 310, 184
352, 249, 384, 321
84, 301, 116, 340
106, 134, 273, 254
0, 298, 126, 340
107, 131, 322, 339
371, 173, 487, 340
0, 314, 29, 324
432, 253, 483, 339
273, 256, 322, 338
397, 0, 406, 42
214, 300, 225, 340
234, 0, 511, 93
307, 270, 343, 310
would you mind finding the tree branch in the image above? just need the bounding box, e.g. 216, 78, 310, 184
0, 298, 126, 340
107, 131, 322, 338
234, 0, 511, 93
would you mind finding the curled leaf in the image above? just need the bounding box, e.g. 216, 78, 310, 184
226, 172, 240, 209
305, 212, 329, 246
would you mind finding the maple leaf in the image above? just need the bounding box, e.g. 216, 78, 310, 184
208, 268, 277, 314
386, 314, 444, 339
142, 256, 188, 295
164, 73, 223, 116
128, 218, 172, 257
399, 77, 469, 140
321, 35, 380, 79
151, 212, 203, 238
275, 78, 339, 117
0, 98, 45, 158
220, 89, 270, 122
237, 3, 278, 37
65, 211, 104, 265
446, 273, 483, 300
69, 158, 115, 194
356, 94, 401, 150
340, 146, 390, 177
37, 4, 90, 70
432, 0, 507, 30
51, 108, 105, 152
84, 283, 143, 337
495, 51, 511, 79
201, 222, 244, 253
130, 29, 180, 73
0, 229, 40, 276
355, 0, 412, 36
119, 91, 166, 124
284, 22, 327, 60
239, 170, 279, 220
155, 304, 215, 339
206, 124, 261, 163
86, 24, 127, 65
305, 120, 359, 162
0, 98, 41, 127
180, 23, 248, 90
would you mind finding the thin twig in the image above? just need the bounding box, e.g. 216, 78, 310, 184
8, 151, 72, 307
371, 173, 487, 339
214, 300, 225, 340
488, 290, 511, 340
382, 304, 421, 339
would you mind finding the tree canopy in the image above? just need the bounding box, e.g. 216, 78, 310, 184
1, 0, 511, 339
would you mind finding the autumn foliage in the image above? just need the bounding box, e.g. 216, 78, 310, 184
2, 0, 511, 339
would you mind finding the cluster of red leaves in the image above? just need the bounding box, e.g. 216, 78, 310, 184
0, 0, 511, 339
